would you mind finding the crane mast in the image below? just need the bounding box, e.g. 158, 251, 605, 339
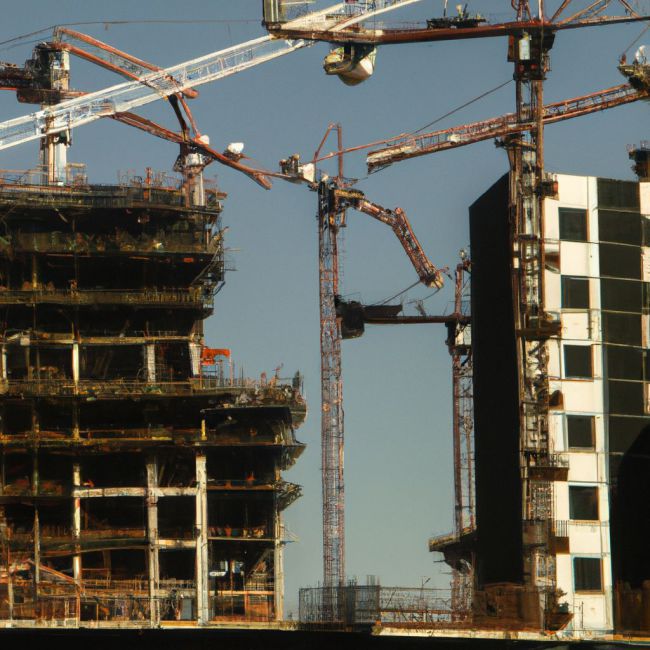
318, 178, 346, 603
507, 0, 559, 602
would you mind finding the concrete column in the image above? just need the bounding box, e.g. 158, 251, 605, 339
145, 344, 156, 383
274, 510, 284, 621
72, 343, 79, 384
146, 457, 160, 627
72, 463, 81, 584
195, 452, 209, 624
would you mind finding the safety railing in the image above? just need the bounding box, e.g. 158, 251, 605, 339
299, 585, 456, 626
0, 179, 223, 213
8, 231, 223, 256
0, 287, 215, 307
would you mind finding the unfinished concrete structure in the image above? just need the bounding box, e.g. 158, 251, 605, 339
0, 171, 306, 627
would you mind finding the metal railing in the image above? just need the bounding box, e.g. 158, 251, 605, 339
9, 231, 224, 256
0, 287, 215, 307
0, 178, 223, 213
299, 585, 455, 626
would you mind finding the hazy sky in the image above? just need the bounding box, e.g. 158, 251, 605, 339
1, 0, 649, 615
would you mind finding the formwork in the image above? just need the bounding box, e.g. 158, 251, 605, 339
0, 172, 306, 627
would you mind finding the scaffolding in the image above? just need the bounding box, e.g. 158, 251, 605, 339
0, 178, 307, 627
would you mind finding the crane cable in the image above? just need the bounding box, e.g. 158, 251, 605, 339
312, 77, 515, 166
370, 279, 422, 306
0, 19, 259, 52
411, 78, 513, 135
620, 20, 650, 59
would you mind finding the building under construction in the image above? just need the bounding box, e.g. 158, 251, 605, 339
0, 171, 306, 627
428, 168, 650, 638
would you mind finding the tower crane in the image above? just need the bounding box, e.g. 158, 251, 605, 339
0, 0, 419, 185
279, 124, 446, 604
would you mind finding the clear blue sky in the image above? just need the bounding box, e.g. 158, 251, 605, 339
1, 0, 648, 616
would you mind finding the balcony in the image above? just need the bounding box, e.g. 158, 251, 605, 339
522, 519, 570, 554
527, 453, 569, 481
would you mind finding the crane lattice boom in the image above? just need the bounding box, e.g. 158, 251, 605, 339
367, 83, 648, 170
336, 189, 444, 288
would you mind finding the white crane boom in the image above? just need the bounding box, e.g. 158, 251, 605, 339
0, 0, 421, 153
0, 36, 304, 152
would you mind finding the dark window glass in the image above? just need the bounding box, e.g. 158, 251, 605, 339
559, 208, 588, 242
598, 210, 641, 245
599, 243, 641, 280
564, 345, 593, 378
597, 178, 639, 210
574, 557, 603, 591
606, 346, 643, 381
602, 313, 642, 346
561, 277, 589, 309
569, 486, 599, 520
601, 278, 642, 312
567, 416, 595, 449
608, 416, 650, 453
608, 380, 645, 416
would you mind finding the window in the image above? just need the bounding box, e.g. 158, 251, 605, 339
567, 416, 595, 449
564, 345, 593, 378
601, 278, 642, 312
598, 209, 641, 246
573, 557, 602, 592
559, 208, 588, 242
569, 485, 599, 520
603, 313, 642, 346
599, 243, 641, 280
561, 277, 589, 309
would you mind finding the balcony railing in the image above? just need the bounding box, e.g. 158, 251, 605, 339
0, 287, 215, 308
0, 377, 305, 406
7, 231, 224, 257
0, 179, 223, 214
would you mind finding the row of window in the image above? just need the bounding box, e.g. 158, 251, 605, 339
559, 206, 646, 247
562, 276, 650, 316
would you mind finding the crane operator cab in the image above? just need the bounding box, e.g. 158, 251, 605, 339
323, 43, 377, 86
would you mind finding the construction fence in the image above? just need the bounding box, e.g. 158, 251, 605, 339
298, 585, 455, 626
